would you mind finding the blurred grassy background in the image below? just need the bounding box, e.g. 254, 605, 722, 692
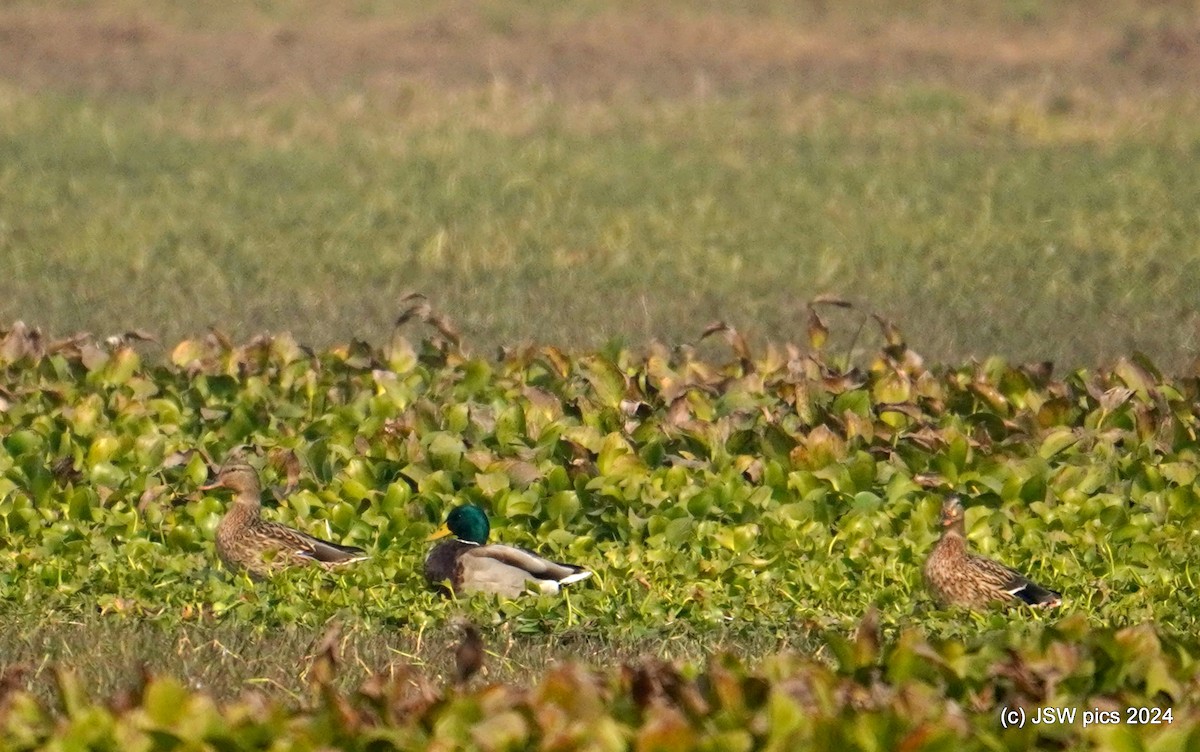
3, 611, 815, 703
1, 1, 1199, 369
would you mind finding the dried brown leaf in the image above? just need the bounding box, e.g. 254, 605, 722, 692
207, 327, 234, 350
872, 313, 905, 349
269, 449, 303, 492
539, 346, 572, 379
307, 621, 342, 688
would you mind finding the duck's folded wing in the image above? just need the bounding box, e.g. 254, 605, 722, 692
970, 555, 1061, 607
261, 521, 369, 564
462, 544, 591, 593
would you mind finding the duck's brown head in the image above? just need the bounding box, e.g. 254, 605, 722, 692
201, 463, 262, 500
940, 495, 965, 532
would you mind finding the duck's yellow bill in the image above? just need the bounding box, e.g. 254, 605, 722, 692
425, 524, 453, 542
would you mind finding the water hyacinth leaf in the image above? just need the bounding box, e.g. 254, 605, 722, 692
1038, 428, 1080, 459
66, 487, 97, 522
458, 359, 492, 397
86, 435, 124, 466
1019, 473, 1048, 503
1157, 463, 1197, 487
832, 390, 871, 418
428, 433, 466, 470
635, 704, 696, 752
872, 371, 912, 405
141, 677, 192, 727
499, 490, 540, 519
475, 471, 510, 498
579, 355, 628, 408
88, 462, 126, 488
765, 691, 806, 745
597, 434, 643, 477
850, 491, 883, 514
169, 339, 207, 368
546, 490, 580, 521
665, 517, 693, 546
799, 425, 847, 470
6, 430, 43, 456
1113, 357, 1156, 402
99, 347, 141, 386
562, 425, 605, 454
329, 501, 358, 530
503, 461, 542, 487
713, 523, 758, 553
470, 711, 530, 751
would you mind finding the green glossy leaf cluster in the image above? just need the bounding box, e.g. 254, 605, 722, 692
1, 323, 1199, 640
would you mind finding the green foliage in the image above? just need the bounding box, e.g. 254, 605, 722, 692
0, 321, 1198, 639
4, 322, 1200, 744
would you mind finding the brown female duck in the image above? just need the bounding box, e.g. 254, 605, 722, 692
202, 462, 368, 579
924, 495, 1061, 609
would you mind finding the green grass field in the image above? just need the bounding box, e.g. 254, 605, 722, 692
2, 1, 1199, 370
4, 2, 1200, 749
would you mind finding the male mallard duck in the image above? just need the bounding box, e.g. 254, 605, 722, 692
424, 505, 592, 597
924, 495, 1061, 609
201, 462, 368, 579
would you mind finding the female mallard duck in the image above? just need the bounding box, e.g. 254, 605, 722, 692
201, 462, 368, 579
924, 495, 1061, 609
424, 505, 592, 597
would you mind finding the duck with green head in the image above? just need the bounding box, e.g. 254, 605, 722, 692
424, 505, 592, 597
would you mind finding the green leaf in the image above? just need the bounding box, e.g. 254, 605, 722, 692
1038, 428, 1079, 459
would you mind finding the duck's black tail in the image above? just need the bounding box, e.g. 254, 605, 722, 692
1012, 579, 1062, 608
